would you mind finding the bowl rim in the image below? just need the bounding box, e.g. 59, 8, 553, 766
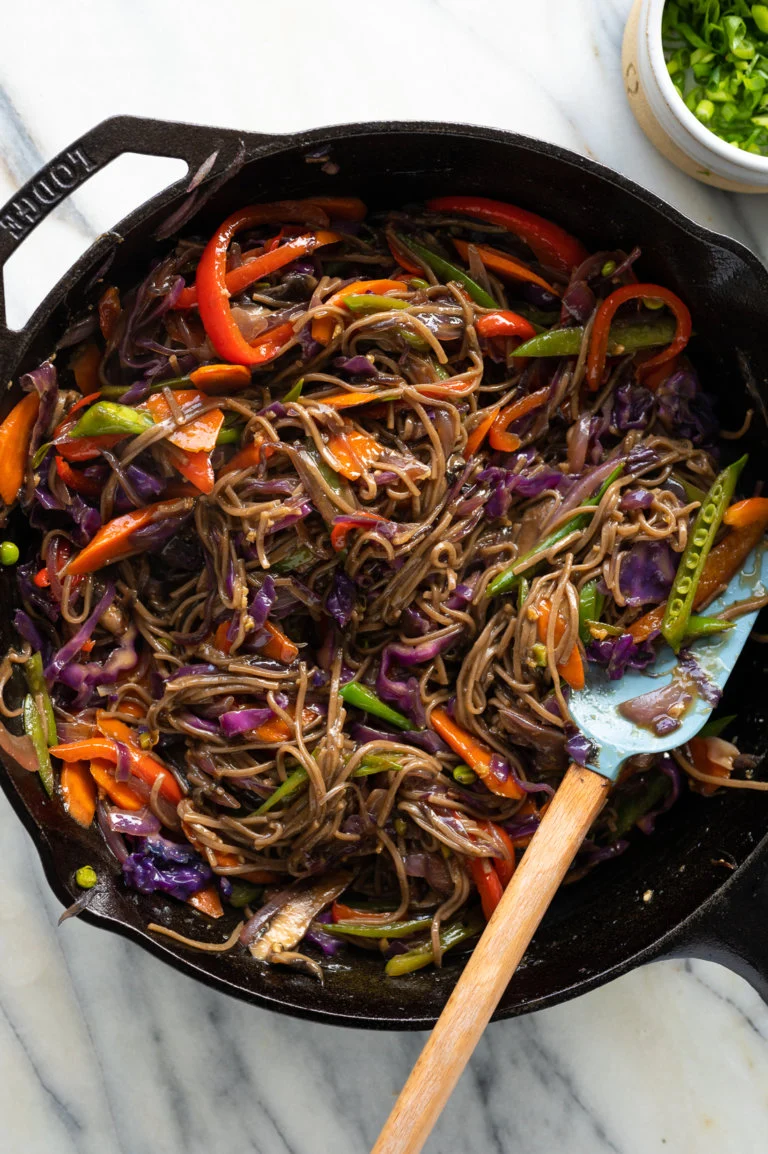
645, 0, 768, 173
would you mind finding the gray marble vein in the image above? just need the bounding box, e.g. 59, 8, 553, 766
2, 1, 768, 1151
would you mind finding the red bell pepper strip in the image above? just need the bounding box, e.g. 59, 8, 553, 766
164, 444, 214, 494
98, 286, 121, 340
586, 284, 691, 392
52, 732, 183, 806
54, 455, 103, 499
476, 311, 537, 341
427, 195, 588, 275
463, 405, 502, 460
330, 511, 388, 551
387, 234, 424, 276
491, 825, 517, 888
488, 386, 549, 453
54, 435, 125, 462
176, 229, 339, 310
723, 497, 768, 530
195, 207, 332, 364
470, 857, 504, 921
65, 499, 188, 575
0, 392, 39, 505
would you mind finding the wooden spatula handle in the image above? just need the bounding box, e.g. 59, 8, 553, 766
371, 763, 610, 1154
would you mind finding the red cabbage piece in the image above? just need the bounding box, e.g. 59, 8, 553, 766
625, 444, 660, 475
349, 721, 448, 755
564, 727, 598, 767
21, 361, 58, 453
587, 632, 657, 680
45, 583, 116, 684
326, 570, 356, 628
249, 576, 276, 628
107, 807, 161, 836
220, 707, 274, 737
114, 464, 165, 512
122, 835, 212, 900
618, 674, 694, 736
479, 463, 566, 520
677, 649, 722, 707
375, 634, 461, 727
131, 510, 193, 554
13, 609, 46, 653
561, 278, 595, 324
620, 540, 677, 607
611, 380, 654, 432
657, 367, 717, 445
69, 496, 102, 545
636, 757, 682, 835
334, 355, 378, 378
619, 488, 654, 511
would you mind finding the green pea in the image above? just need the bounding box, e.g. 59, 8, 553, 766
0, 541, 19, 566
453, 764, 477, 785
75, 865, 98, 889
601, 259, 617, 277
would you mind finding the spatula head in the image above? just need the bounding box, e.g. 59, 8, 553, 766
570, 544, 767, 782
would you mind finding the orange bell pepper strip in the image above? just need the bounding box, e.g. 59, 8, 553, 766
88, 757, 145, 810
65, 499, 188, 575
629, 512, 768, 641
188, 363, 252, 392
69, 342, 102, 394
144, 390, 224, 453
536, 598, 585, 690
176, 230, 339, 310
303, 196, 366, 220
586, 284, 691, 392
452, 239, 559, 296
91, 716, 185, 806
60, 760, 97, 827
470, 857, 505, 921
430, 707, 524, 799
188, 886, 224, 918
0, 392, 39, 505
723, 497, 768, 530
311, 279, 408, 345
488, 386, 549, 453
687, 735, 738, 797
463, 406, 502, 460
98, 286, 121, 340
428, 195, 588, 275
486, 823, 516, 887
54, 455, 103, 500
206, 848, 278, 885
331, 900, 378, 923
476, 311, 537, 341
195, 205, 333, 364
325, 428, 382, 480
304, 389, 394, 410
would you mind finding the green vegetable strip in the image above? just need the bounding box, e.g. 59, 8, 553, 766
100, 376, 194, 399
23, 694, 54, 796
661, 455, 747, 651
698, 713, 737, 738
216, 423, 243, 445
284, 378, 304, 402
613, 773, 673, 839
70, 401, 154, 438
395, 234, 497, 308
271, 545, 315, 574
255, 767, 309, 814
339, 682, 414, 730
384, 913, 484, 976
684, 614, 734, 639
23, 653, 57, 745
513, 316, 676, 359
343, 294, 409, 313
578, 580, 603, 643
228, 880, 263, 908
325, 914, 433, 939
488, 464, 624, 596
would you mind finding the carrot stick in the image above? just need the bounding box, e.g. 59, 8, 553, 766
89, 757, 145, 810
255, 705, 321, 743
189, 364, 252, 392
69, 343, 102, 395
723, 497, 768, 530
305, 390, 395, 410
311, 279, 408, 344
144, 390, 224, 453
463, 405, 502, 460
66, 499, 187, 575
0, 392, 39, 505
489, 387, 549, 453
536, 599, 585, 690
187, 885, 224, 918
220, 440, 276, 477
260, 621, 299, 663
94, 716, 183, 805
430, 707, 524, 799
164, 444, 214, 494
326, 428, 382, 479
452, 239, 559, 296
60, 759, 97, 827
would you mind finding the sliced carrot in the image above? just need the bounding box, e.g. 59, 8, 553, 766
207, 848, 278, 884
723, 497, 768, 530
89, 757, 145, 810
212, 621, 232, 655
260, 621, 299, 663
69, 342, 102, 395
452, 239, 558, 296
311, 279, 408, 345
189, 363, 252, 392
255, 705, 322, 743
487, 823, 516, 887
165, 444, 214, 494
60, 760, 97, 827
488, 386, 549, 453
430, 707, 524, 800
220, 439, 277, 477
464, 405, 502, 460
332, 901, 377, 923
94, 716, 183, 805
304, 389, 394, 410
188, 885, 224, 918
0, 392, 39, 505
144, 390, 224, 453
325, 428, 382, 480
66, 499, 187, 575
536, 598, 585, 691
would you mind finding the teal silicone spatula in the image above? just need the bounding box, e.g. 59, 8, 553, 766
372, 542, 767, 1154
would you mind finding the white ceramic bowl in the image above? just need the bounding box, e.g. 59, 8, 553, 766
623, 0, 768, 192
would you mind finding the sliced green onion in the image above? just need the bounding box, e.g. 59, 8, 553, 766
339, 682, 414, 730
284, 378, 304, 402
325, 914, 433, 939
255, 767, 309, 815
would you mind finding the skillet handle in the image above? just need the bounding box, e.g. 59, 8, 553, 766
0, 114, 262, 381
666, 844, 768, 1001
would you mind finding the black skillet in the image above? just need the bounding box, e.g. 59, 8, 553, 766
1, 116, 767, 1029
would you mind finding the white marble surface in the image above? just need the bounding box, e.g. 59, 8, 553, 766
2, 1, 768, 1151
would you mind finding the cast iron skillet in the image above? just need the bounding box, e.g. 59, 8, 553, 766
1, 116, 767, 1029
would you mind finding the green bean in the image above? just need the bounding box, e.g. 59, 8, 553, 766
325, 914, 433, 939
394, 234, 497, 308
384, 913, 484, 976
23, 695, 53, 796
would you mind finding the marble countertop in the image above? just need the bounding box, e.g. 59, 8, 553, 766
2, 1, 768, 1151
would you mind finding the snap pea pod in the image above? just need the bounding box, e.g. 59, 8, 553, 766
284, 378, 304, 402
488, 463, 624, 596
394, 234, 497, 309
255, 766, 309, 815
353, 753, 405, 777
70, 401, 154, 438
513, 315, 676, 358
100, 375, 194, 399
661, 455, 747, 651
343, 294, 409, 314
324, 914, 433, 939
23, 694, 54, 796
339, 682, 414, 730
384, 913, 484, 976
23, 653, 57, 744
684, 614, 734, 640
698, 713, 737, 738
216, 419, 243, 445
578, 579, 605, 643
